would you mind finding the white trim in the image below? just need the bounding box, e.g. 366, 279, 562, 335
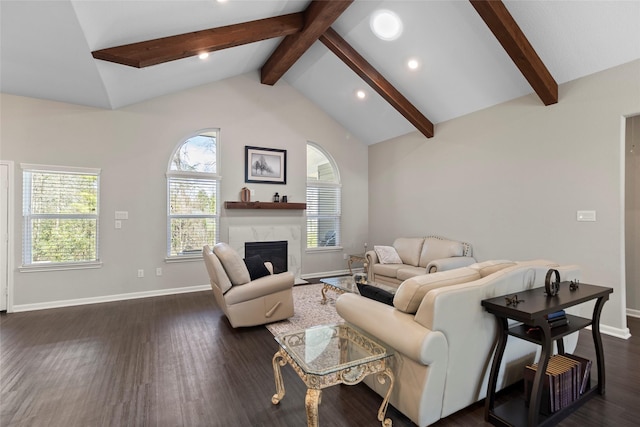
12, 284, 211, 312
585, 323, 632, 340
0, 161, 15, 312
627, 308, 640, 318
619, 115, 629, 332
20, 163, 100, 175
19, 261, 102, 273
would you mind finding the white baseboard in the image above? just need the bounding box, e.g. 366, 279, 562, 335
585, 323, 632, 340
12, 284, 212, 312
599, 323, 632, 339
626, 308, 640, 318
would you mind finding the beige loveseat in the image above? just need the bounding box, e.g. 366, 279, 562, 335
336, 260, 581, 427
366, 236, 475, 286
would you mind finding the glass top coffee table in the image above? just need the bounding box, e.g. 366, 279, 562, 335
320, 275, 397, 305
272, 323, 395, 427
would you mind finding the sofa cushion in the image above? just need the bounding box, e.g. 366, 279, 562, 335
397, 266, 428, 281
393, 267, 481, 314
213, 243, 251, 285
468, 260, 517, 277
373, 263, 406, 278
374, 245, 403, 264
244, 254, 271, 281
393, 238, 424, 266
419, 237, 464, 267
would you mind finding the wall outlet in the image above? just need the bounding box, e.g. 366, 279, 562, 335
115, 220, 122, 229
156, 267, 162, 276
343, 254, 348, 260
137, 269, 144, 278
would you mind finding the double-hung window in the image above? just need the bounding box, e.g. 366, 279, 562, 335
306, 142, 341, 249
167, 130, 219, 258
22, 164, 100, 269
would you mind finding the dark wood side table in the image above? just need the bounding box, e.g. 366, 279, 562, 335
481, 282, 612, 427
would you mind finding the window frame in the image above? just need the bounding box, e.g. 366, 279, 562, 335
20, 163, 102, 272
166, 129, 220, 261
306, 142, 342, 252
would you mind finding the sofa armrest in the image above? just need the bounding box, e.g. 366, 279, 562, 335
365, 250, 378, 277
426, 256, 476, 273
336, 293, 448, 365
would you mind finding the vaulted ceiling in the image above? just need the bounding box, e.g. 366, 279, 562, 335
2, 1, 639, 145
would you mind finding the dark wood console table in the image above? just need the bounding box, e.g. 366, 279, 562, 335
481, 282, 612, 427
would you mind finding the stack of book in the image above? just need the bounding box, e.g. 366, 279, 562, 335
524, 354, 592, 414
546, 310, 569, 328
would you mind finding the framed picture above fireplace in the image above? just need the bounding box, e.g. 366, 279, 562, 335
245, 146, 287, 184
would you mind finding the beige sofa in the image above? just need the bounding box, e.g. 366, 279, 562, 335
336, 260, 581, 427
366, 236, 475, 286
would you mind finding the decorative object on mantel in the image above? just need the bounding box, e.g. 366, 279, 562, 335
273, 192, 280, 202
224, 201, 306, 210
245, 146, 287, 184
282, 195, 288, 203
240, 187, 251, 202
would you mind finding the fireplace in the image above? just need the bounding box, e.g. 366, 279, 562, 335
245, 241, 288, 274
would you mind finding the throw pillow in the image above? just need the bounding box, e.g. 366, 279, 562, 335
374, 245, 403, 264
244, 254, 271, 281
356, 283, 395, 306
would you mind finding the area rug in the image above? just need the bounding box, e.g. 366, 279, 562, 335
265, 283, 343, 336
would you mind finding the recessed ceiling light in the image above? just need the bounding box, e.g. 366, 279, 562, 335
370, 9, 403, 41
407, 59, 419, 70
356, 90, 366, 100
199, 52, 209, 60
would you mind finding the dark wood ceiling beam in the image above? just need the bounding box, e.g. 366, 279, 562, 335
319, 27, 435, 138
260, 0, 353, 85
92, 13, 305, 68
470, 0, 558, 105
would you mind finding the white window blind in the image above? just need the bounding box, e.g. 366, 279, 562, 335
306, 184, 341, 248
168, 177, 218, 256
22, 165, 100, 266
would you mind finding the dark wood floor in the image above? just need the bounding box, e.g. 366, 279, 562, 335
1, 290, 638, 427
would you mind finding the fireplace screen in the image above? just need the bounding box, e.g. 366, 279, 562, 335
245, 241, 288, 274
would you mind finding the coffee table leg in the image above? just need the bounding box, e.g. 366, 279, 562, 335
272, 350, 287, 404
305, 389, 321, 427
377, 368, 395, 427
320, 285, 329, 305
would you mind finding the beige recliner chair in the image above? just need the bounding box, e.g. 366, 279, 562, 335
203, 243, 295, 328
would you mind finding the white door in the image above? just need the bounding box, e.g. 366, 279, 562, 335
0, 163, 8, 311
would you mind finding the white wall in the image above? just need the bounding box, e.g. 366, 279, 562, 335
0, 72, 368, 308
369, 60, 640, 334
626, 115, 640, 313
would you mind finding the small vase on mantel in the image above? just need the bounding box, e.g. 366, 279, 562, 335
240, 187, 251, 202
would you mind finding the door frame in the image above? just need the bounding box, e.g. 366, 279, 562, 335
0, 160, 15, 312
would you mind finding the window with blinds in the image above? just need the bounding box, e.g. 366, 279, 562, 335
22, 164, 100, 267
307, 142, 341, 249
167, 130, 219, 258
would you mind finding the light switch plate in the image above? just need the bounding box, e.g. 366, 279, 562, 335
115, 211, 128, 220
577, 210, 596, 222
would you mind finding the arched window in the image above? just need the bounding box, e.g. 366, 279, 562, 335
166, 130, 219, 258
306, 142, 341, 249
